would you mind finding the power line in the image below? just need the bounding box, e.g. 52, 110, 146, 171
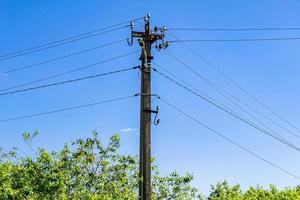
167, 30, 300, 135
153, 62, 233, 109
0, 94, 139, 123
0, 26, 127, 62
164, 48, 300, 139
168, 27, 300, 31
166, 50, 300, 141
0, 66, 138, 96
0, 50, 139, 92
4, 39, 125, 74
0, 17, 143, 61
153, 68, 300, 152
169, 37, 300, 43
154, 65, 299, 150
158, 97, 300, 180
152, 62, 296, 144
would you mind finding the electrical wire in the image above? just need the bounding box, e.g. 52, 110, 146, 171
167, 30, 300, 135
0, 27, 127, 62
158, 97, 300, 180
0, 17, 143, 61
168, 27, 300, 31
0, 94, 139, 123
169, 37, 300, 43
153, 62, 232, 109
164, 48, 300, 139
0, 66, 138, 96
4, 39, 126, 74
0, 50, 139, 92
155, 65, 298, 149
152, 62, 295, 144
153, 68, 300, 152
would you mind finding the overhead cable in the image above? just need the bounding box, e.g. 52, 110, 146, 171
167, 30, 300, 135
152, 62, 296, 144
0, 50, 139, 92
169, 37, 300, 43
159, 97, 300, 180
168, 27, 300, 31
0, 94, 139, 123
0, 16, 143, 61
4, 39, 126, 74
154, 68, 300, 152
0, 66, 139, 96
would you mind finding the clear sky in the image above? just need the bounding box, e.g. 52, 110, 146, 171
1, 0, 300, 194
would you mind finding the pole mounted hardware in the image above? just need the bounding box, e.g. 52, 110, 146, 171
127, 15, 168, 52
144, 106, 160, 125
127, 21, 134, 46
137, 38, 147, 68
153, 106, 160, 125
154, 26, 169, 51
128, 14, 168, 200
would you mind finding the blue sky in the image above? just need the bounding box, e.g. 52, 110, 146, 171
1, 0, 300, 194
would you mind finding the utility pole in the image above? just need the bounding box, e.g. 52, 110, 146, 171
128, 14, 167, 200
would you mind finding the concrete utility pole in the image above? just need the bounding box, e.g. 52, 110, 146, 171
128, 14, 167, 200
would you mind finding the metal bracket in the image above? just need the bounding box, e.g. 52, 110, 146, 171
155, 26, 168, 51
127, 21, 134, 46
144, 106, 160, 125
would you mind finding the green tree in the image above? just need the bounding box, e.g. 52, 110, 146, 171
0, 132, 202, 200
207, 181, 242, 200
1, 132, 300, 199
206, 181, 300, 200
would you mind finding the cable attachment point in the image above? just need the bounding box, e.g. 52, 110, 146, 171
133, 65, 141, 70
155, 26, 169, 51
153, 106, 160, 125
144, 106, 160, 125
127, 21, 134, 46
154, 26, 160, 51
145, 13, 151, 22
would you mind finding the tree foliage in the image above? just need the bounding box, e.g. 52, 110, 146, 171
0, 132, 202, 199
207, 181, 300, 200
0, 132, 299, 199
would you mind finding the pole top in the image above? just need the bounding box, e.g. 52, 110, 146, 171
145, 13, 151, 22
